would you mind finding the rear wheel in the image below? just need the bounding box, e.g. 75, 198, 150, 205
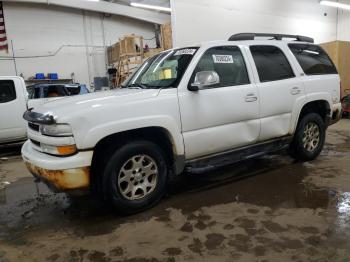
102, 140, 168, 214
289, 113, 326, 161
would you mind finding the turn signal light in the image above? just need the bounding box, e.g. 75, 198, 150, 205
57, 145, 77, 155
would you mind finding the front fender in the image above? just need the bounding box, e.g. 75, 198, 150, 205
80, 115, 185, 155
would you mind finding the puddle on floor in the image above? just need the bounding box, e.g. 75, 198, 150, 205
0, 153, 346, 240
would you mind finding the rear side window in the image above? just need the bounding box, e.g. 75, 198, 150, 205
0, 80, 16, 103
250, 45, 295, 82
192, 46, 250, 88
288, 44, 337, 75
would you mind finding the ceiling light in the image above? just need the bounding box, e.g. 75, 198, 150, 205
320, 0, 350, 10
130, 2, 171, 12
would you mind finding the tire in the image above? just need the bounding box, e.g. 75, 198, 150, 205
102, 140, 168, 214
289, 113, 326, 162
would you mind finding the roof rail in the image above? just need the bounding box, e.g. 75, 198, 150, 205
228, 33, 314, 43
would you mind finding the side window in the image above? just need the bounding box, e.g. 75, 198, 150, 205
192, 46, 250, 88
250, 45, 295, 82
0, 80, 16, 103
288, 44, 337, 75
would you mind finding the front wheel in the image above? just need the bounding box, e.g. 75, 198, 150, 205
289, 113, 326, 162
102, 140, 168, 214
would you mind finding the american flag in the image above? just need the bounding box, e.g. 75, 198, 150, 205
0, 1, 8, 52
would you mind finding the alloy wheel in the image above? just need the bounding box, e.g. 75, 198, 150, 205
117, 154, 158, 200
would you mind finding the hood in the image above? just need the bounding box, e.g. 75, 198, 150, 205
27, 97, 65, 110
31, 88, 161, 121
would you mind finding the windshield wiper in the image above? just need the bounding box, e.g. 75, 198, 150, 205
126, 83, 149, 89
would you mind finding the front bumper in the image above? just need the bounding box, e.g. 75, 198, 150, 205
22, 140, 93, 193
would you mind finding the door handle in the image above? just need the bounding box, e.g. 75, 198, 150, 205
291, 87, 301, 95
245, 93, 258, 102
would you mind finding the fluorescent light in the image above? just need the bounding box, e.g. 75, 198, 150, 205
130, 2, 171, 12
320, 0, 350, 10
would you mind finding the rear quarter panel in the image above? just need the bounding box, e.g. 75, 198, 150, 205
289, 74, 340, 133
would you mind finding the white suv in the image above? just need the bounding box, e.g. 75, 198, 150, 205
22, 33, 342, 213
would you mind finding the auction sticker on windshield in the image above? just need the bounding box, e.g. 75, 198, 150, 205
174, 49, 197, 56
212, 54, 234, 63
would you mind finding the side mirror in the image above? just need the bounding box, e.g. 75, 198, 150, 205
189, 71, 220, 91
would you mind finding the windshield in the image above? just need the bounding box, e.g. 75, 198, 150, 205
123, 47, 198, 89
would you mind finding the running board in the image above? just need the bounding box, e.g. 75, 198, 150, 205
185, 137, 292, 174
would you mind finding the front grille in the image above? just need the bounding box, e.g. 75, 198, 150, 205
28, 122, 40, 132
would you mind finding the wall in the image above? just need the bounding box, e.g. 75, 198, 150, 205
338, 8, 350, 41
171, 0, 338, 47
0, 2, 157, 87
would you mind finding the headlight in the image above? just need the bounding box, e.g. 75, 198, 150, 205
41, 143, 77, 156
40, 124, 73, 137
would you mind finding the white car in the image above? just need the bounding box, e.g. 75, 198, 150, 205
0, 78, 89, 144
0, 76, 28, 144
22, 33, 342, 214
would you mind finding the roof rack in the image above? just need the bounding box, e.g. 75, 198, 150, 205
228, 33, 314, 43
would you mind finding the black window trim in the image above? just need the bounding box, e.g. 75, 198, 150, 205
189, 45, 251, 90
250, 44, 296, 83
288, 43, 338, 76
0, 79, 17, 104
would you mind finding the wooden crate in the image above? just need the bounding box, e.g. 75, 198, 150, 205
144, 48, 164, 58
114, 35, 144, 87
119, 34, 144, 56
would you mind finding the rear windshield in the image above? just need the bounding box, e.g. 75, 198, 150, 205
42, 85, 68, 98
288, 44, 337, 75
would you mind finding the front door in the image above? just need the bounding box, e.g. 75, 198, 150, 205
178, 45, 260, 159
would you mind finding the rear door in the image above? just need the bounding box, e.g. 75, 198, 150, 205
248, 45, 305, 141
0, 79, 27, 143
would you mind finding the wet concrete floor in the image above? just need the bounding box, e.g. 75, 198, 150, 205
0, 120, 350, 261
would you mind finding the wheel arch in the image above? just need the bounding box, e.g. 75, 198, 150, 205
90, 126, 185, 194
291, 99, 331, 133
